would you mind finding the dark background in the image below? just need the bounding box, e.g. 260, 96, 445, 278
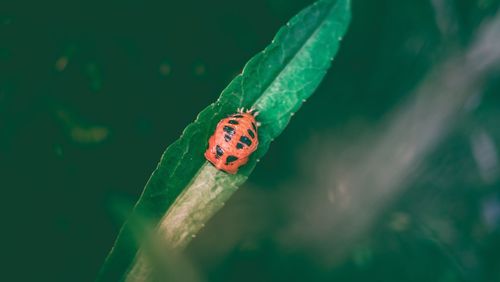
1, 0, 500, 281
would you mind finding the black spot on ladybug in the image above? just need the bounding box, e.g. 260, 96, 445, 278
240, 136, 252, 146
247, 129, 255, 138
215, 145, 224, 158
233, 115, 243, 118
223, 126, 235, 135
252, 122, 257, 131
224, 134, 231, 142
226, 155, 239, 164
228, 120, 239, 125
236, 143, 244, 149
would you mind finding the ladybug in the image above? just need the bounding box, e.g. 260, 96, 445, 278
205, 108, 260, 174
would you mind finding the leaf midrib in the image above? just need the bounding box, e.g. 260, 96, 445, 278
251, 0, 337, 109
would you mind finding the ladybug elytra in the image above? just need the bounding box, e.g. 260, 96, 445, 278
205, 108, 260, 174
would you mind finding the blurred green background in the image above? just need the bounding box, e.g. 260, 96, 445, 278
2, 0, 500, 281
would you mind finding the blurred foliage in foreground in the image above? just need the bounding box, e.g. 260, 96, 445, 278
1, 0, 500, 281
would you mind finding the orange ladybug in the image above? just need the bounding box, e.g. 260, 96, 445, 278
205, 108, 259, 174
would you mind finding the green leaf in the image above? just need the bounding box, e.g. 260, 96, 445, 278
98, 0, 351, 280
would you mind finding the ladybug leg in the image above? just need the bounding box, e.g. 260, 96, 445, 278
237, 107, 244, 113
256, 122, 262, 127
247, 108, 260, 116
